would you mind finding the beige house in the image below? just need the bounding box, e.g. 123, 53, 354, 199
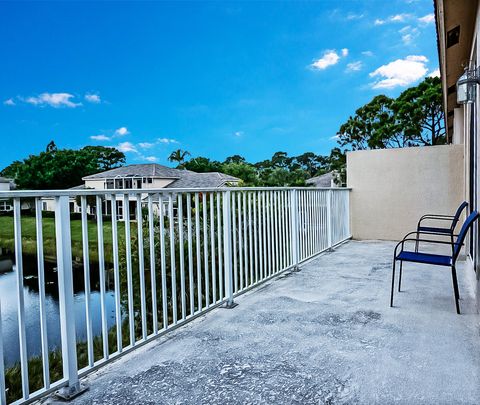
0, 177, 15, 212
41, 163, 240, 219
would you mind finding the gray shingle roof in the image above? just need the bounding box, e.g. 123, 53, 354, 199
306, 172, 337, 187
0, 177, 13, 183
166, 172, 239, 189
82, 164, 186, 180
82, 164, 240, 188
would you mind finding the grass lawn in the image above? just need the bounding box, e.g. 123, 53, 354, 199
0, 216, 125, 262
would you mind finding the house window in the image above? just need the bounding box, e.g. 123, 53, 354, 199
147, 178, 153, 184
124, 179, 132, 189
42, 201, 48, 211
106, 180, 114, 189
0, 201, 12, 212
115, 179, 123, 189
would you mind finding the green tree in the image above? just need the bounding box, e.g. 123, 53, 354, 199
337, 77, 445, 150
182, 156, 222, 173
394, 76, 446, 145
168, 149, 191, 167
221, 162, 258, 185
0, 144, 126, 190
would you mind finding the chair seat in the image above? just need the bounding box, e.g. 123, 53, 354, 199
396, 250, 452, 266
417, 226, 452, 234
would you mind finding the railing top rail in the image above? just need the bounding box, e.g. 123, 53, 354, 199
0, 186, 351, 198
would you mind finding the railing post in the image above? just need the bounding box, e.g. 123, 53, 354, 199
327, 189, 333, 250
290, 189, 300, 271
222, 190, 237, 308
0, 298, 6, 405
54, 196, 86, 399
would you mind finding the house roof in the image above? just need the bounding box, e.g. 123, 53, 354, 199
166, 172, 239, 189
82, 164, 185, 180
0, 177, 13, 183
82, 163, 240, 189
306, 172, 336, 188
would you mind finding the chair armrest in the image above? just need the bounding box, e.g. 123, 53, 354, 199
395, 238, 461, 257
417, 215, 454, 230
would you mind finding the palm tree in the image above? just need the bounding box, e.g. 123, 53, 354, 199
168, 149, 191, 168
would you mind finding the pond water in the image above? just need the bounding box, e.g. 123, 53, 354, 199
0, 251, 116, 366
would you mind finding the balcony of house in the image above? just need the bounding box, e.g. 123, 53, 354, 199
0, 183, 478, 404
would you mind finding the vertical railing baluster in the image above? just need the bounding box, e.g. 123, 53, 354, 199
96, 195, 109, 359
253, 192, 258, 282
195, 193, 202, 311
178, 194, 186, 321
209, 193, 216, 303
327, 189, 332, 249
223, 190, 235, 307
0, 299, 5, 405
262, 191, 267, 279
136, 195, 147, 340
168, 194, 177, 324
237, 192, 243, 290
123, 194, 135, 345
187, 194, 194, 314
110, 195, 122, 352
35, 198, 50, 387
147, 195, 158, 334
81, 196, 94, 366
232, 192, 238, 292
13, 198, 28, 400
159, 195, 168, 328
55, 195, 82, 398
202, 193, 209, 308
216, 193, 224, 301
290, 190, 299, 270
247, 192, 253, 286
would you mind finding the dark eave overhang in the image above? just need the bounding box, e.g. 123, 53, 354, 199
435, 0, 478, 140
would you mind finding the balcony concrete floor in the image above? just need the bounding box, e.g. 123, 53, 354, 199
63, 241, 480, 404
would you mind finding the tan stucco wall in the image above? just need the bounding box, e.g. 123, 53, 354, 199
347, 145, 464, 241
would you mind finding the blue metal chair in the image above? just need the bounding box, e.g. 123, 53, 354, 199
390, 210, 479, 314
416, 201, 468, 240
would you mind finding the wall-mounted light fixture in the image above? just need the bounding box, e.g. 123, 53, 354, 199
457, 67, 478, 104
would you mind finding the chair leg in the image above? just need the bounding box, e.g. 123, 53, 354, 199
451, 265, 460, 314
415, 231, 419, 252
398, 261, 403, 292
390, 259, 396, 307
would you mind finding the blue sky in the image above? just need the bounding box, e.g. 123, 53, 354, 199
0, 0, 438, 169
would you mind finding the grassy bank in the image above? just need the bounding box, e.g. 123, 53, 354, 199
0, 216, 125, 262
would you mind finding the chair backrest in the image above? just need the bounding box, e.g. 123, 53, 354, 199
453, 210, 479, 261
450, 201, 469, 231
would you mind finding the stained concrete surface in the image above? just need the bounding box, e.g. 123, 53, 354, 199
47, 241, 480, 404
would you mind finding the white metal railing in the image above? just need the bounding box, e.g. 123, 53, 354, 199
0, 187, 350, 404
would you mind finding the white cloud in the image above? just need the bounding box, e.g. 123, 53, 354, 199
25, 92, 81, 108
90, 134, 110, 141
375, 13, 413, 26
399, 26, 419, 44
346, 61, 363, 72
157, 137, 179, 144
330, 135, 340, 140
428, 68, 440, 78
114, 126, 130, 137
234, 131, 244, 137
3, 98, 15, 106
144, 156, 158, 162
346, 13, 364, 21
310, 50, 341, 70
418, 14, 435, 24
370, 55, 428, 89
341, 48, 349, 57
85, 93, 101, 103
390, 13, 411, 22
362, 50, 374, 57
138, 142, 155, 149
116, 141, 137, 153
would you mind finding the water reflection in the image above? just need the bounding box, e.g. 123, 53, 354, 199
0, 251, 116, 366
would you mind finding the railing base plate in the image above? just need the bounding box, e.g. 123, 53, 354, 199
55, 383, 89, 401
291, 265, 301, 272
222, 302, 239, 309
